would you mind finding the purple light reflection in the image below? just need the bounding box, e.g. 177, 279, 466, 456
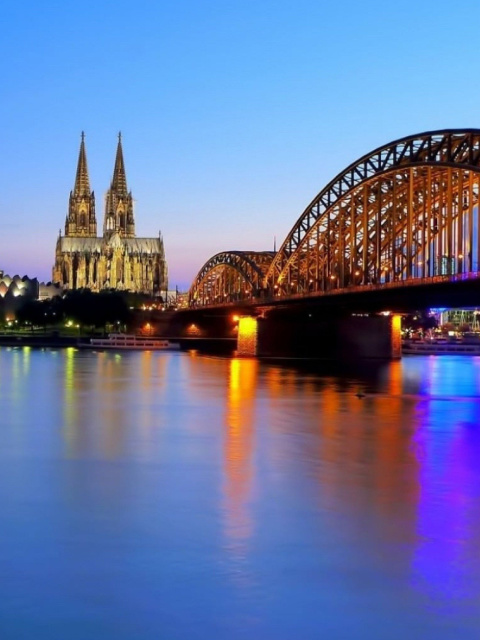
409, 356, 480, 605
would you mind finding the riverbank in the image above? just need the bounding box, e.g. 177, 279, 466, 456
0, 333, 236, 354
0, 334, 90, 348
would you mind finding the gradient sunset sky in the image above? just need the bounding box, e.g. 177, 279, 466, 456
1, 1, 480, 289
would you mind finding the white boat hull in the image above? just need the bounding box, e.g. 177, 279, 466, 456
402, 341, 480, 355
90, 334, 180, 350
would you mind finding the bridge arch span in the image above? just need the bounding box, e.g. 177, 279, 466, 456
189, 251, 274, 306
266, 129, 480, 294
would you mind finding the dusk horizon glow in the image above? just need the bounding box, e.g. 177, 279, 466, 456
1, 1, 480, 290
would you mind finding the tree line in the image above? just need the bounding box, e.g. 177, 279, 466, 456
13, 290, 139, 331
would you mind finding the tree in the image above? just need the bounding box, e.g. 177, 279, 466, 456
62, 289, 132, 329
402, 310, 438, 335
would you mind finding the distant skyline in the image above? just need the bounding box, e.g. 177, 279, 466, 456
2, 1, 480, 289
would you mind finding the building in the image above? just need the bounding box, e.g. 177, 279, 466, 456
53, 134, 168, 295
0, 273, 39, 321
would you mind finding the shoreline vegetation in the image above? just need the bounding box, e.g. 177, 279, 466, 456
0, 289, 171, 346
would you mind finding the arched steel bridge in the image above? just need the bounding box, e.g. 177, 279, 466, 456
189, 251, 275, 305
189, 129, 480, 307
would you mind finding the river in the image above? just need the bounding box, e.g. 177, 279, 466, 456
0, 347, 479, 639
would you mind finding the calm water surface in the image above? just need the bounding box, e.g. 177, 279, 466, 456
1, 347, 480, 639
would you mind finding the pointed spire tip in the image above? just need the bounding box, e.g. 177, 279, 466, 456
110, 132, 127, 194
74, 131, 90, 195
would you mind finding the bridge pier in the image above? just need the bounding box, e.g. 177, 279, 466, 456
237, 316, 259, 356
236, 312, 402, 360
337, 314, 402, 360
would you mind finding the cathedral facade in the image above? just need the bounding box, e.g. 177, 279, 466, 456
53, 134, 168, 295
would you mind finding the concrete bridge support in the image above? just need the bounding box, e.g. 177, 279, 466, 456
236, 313, 402, 359
237, 316, 259, 356
337, 314, 402, 360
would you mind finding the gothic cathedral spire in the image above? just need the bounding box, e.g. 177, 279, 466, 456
112, 132, 127, 195
65, 132, 97, 237
104, 132, 135, 238
74, 131, 90, 196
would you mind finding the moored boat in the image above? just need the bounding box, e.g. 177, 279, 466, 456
90, 333, 180, 350
402, 339, 480, 355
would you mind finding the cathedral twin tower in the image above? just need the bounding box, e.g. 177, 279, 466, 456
53, 133, 168, 294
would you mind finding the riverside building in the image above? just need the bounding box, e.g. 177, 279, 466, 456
53, 133, 168, 295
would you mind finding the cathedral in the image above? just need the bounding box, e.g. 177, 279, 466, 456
53, 133, 168, 295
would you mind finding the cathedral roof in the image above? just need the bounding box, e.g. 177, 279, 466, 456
58, 236, 164, 255
59, 237, 103, 252
123, 238, 164, 253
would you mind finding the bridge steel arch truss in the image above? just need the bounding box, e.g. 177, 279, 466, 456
189, 251, 275, 306
266, 130, 480, 296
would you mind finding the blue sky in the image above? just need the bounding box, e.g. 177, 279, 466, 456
1, 0, 480, 289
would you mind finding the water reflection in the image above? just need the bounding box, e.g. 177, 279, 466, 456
0, 349, 480, 638
410, 356, 480, 606
60, 349, 129, 458
223, 358, 257, 556
63, 347, 77, 453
